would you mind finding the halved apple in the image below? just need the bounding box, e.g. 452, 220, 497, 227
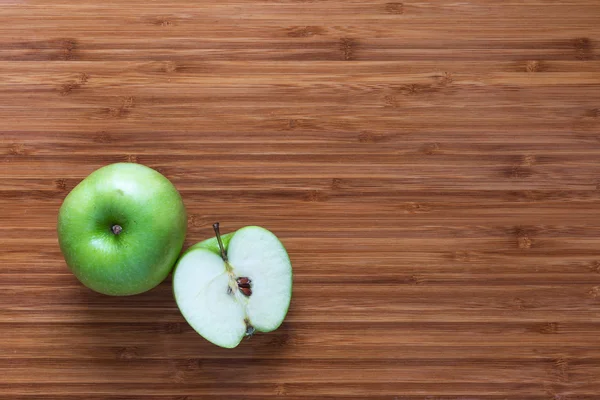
173, 223, 292, 348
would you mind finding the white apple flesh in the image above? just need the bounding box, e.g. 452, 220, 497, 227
173, 224, 292, 348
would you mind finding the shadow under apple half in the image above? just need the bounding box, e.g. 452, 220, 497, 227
173, 223, 293, 348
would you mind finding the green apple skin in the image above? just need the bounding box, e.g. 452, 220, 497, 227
186, 232, 234, 255
57, 163, 187, 296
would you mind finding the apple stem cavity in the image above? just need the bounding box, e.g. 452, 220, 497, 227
212, 222, 228, 262
111, 224, 123, 235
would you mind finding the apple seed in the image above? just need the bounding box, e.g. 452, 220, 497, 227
237, 277, 251, 289
237, 277, 252, 295
237, 277, 250, 285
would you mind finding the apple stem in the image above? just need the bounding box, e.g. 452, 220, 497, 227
111, 225, 123, 235
212, 222, 228, 262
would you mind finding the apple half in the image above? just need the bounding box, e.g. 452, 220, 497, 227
173, 224, 292, 348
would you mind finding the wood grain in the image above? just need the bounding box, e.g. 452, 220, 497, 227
1, 0, 600, 398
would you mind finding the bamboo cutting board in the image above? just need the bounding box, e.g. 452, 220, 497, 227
2, 1, 600, 399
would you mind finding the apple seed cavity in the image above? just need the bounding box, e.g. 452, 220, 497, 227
111, 224, 123, 235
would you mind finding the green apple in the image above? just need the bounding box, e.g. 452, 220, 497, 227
173, 223, 292, 348
57, 162, 187, 296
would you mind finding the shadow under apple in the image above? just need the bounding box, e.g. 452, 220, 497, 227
70, 277, 295, 396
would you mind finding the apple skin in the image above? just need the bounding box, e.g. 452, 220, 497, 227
57, 163, 187, 296
186, 232, 234, 255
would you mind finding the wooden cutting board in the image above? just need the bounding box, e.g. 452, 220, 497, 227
1, 1, 600, 398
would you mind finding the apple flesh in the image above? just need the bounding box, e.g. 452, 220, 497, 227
173, 224, 292, 348
57, 163, 187, 296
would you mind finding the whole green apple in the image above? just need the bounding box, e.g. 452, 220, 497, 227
57, 163, 187, 296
